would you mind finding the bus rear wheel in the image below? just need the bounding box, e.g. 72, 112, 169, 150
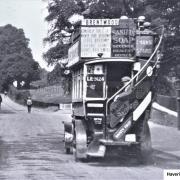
136, 120, 152, 163
73, 119, 88, 161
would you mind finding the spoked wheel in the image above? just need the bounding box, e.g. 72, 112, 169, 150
72, 131, 78, 161
138, 123, 152, 163
73, 130, 89, 162
73, 120, 88, 162
63, 123, 73, 154
136, 121, 152, 164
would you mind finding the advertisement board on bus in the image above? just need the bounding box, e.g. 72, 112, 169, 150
81, 27, 111, 58
67, 41, 80, 67
111, 19, 136, 57
136, 35, 154, 57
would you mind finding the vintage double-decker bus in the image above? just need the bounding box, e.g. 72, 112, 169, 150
63, 16, 164, 162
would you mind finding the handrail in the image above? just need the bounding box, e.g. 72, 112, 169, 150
106, 25, 165, 116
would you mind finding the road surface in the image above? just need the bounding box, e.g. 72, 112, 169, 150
0, 94, 180, 180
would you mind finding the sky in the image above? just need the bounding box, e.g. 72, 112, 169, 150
0, 0, 54, 71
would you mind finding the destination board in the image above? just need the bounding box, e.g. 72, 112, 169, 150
81, 19, 119, 26
111, 20, 136, 57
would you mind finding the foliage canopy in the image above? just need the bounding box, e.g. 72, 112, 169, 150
0, 24, 40, 90
44, 0, 180, 95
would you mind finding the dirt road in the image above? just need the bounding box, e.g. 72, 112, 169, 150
0, 95, 179, 180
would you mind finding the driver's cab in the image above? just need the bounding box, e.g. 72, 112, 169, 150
84, 59, 135, 100
71, 58, 136, 117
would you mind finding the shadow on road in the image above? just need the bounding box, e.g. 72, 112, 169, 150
82, 147, 152, 167
0, 137, 10, 168
152, 149, 180, 169
83, 148, 180, 168
0, 110, 16, 114
87, 157, 145, 167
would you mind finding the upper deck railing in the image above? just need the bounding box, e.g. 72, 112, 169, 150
106, 25, 165, 115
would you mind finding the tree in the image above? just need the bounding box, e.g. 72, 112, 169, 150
30, 68, 49, 88
43, 0, 86, 65
44, 0, 180, 95
43, 0, 130, 64
43, 0, 162, 65
47, 63, 71, 94
0, 24, 40, 90
144, 0, 180, 95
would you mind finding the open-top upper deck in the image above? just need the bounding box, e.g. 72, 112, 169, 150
67, 17, 156, 68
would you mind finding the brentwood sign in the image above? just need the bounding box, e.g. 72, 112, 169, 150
81, 19, 119, 26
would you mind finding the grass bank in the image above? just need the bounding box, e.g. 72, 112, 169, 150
8, 85, 71, 108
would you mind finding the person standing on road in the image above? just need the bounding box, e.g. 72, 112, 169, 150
26, 97, 32, 113
4, 91, 7, 96
0, 94, 2, 110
